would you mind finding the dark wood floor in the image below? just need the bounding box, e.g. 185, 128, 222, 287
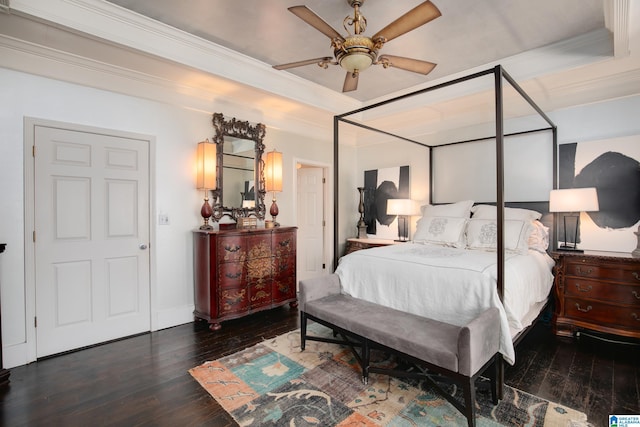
1, 306, 638, 426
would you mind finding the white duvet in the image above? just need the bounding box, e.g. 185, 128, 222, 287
335, 243, 554, 365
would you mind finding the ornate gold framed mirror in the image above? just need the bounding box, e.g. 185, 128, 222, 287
211, 113, 266, 221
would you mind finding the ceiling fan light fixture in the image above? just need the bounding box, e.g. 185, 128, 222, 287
335, 35, 377, 73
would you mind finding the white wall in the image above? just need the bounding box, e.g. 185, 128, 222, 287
0, 68, 333, 368
339, 94, 640, 253
551, 96, 640, 253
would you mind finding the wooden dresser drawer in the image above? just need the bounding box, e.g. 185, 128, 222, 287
564, 277, 640, 305
217, 236, 246, 262
565, 258, 640, 283
565, 297, 640, 330
219, 288, 248, 315
217, 262, 245, 288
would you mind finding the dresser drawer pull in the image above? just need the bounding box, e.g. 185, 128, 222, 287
574, 283, 592, 293
632, 313, 639, 321
225, 244, 242, 253
633, 291, 640, 300
633, 272, 640, 281
575, 266, 593, 276
575, 303, 592, 313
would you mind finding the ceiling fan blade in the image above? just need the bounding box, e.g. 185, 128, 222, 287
372, 1, 441, 45
377, 55, 436, 75
288, 6, 345, 42
342, 72, 359, 92
273, 57, 335, 70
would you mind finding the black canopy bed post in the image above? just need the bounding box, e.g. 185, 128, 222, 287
333, 115, 341, 271
332, 65, 557, 401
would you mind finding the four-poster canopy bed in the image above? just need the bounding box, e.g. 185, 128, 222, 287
331, 64, 558, 395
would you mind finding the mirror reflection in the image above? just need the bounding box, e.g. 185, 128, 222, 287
222, 137, 255, 209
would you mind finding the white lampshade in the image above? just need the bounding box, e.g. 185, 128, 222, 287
549, 188, 599, 213
387, 199, 420, 216
265, 149, 283, 193
196, 140, 216, 190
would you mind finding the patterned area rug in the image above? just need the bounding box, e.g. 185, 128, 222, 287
190, 323, 591, 426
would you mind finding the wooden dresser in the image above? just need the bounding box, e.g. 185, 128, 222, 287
552, 250, 640, 340
193, 227, 297, 330
344, 238, 399, 256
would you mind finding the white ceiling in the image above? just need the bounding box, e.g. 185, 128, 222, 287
104, 0, 605, 102
2, 0, 639, 142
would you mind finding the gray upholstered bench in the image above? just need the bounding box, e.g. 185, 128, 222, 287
299, 274, 501, 427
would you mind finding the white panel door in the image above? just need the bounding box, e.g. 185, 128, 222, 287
297, 167, 325, 283
34, 125, 150, 358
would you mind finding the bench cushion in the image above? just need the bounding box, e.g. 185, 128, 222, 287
305, 293, 462, 373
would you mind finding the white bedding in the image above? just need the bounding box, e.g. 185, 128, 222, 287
335, 243, 554, 365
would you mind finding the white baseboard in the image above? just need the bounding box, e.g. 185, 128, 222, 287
152, 304, 195, 331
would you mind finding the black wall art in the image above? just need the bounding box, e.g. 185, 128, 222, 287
559, 136, 640, 251
363, 165, 410, 239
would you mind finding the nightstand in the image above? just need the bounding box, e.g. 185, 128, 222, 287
551, 250, 640, 340
344, 238, 399, 256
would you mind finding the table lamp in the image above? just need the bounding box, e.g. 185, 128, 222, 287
196, 140, 216, 230
387, 199, 419, 242
549, 187, 599, 252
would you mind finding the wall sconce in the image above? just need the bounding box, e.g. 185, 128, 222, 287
265, 149, 283, 226
387, 199, 420, 242
549, 187, 599, 252
196, 140, 216, 230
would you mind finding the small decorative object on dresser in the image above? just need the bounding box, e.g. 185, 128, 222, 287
552, 250, 640, 341
633, 225, 640, 258
193, 227, 297, 330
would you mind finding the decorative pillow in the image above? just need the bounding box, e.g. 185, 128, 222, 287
471, 204, 542, 221
465, 219, 533, 254
528, 220, 549, 253
420, 200, 474, 218
413, 216, 467, 248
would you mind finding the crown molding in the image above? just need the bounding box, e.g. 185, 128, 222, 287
8, 0, 360, 114
0, 14, 333, 135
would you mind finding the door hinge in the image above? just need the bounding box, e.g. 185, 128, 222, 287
32, 145, 35, 157
33, 230, 36, 242
34, 316, 37, 328
322, 220, 325, 227
322, 178, 326, 184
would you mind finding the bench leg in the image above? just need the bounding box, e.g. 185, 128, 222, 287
463, 378, 477, 427
300, 311, 307, 351
362, 339, 370, 385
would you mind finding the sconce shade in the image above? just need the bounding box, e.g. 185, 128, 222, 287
265, 150, 283, 193
386, 199, 420, 216
196, 140, 216, 190
549, 188, 599, 213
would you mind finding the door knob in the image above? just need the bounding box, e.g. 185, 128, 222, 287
139, 244, 148, 250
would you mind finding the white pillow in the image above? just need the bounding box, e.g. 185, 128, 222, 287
420, 200, 474, 218
528, 220, 549, 253
465, 219, 533, 254
413, 216, 467, 248
471, 204, 542, 221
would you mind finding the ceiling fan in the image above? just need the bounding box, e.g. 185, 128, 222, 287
273, 0, 441, 92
